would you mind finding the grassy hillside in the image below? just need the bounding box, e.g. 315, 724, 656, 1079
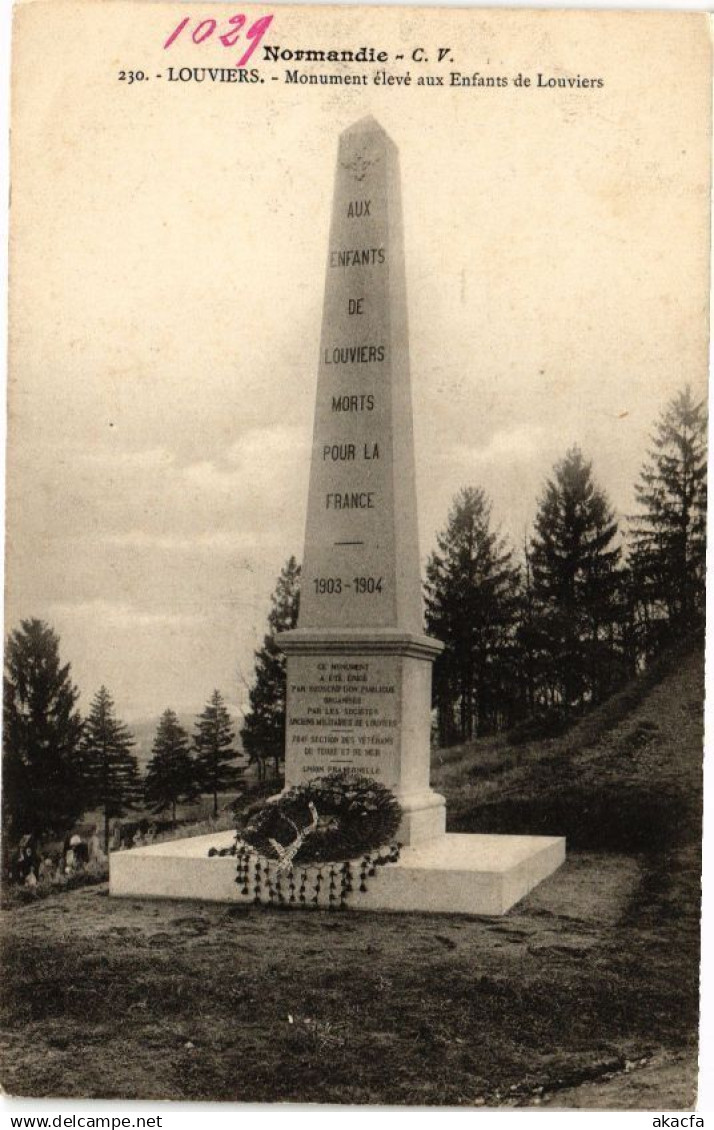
435, 644, 703, 854
0, 645, 704, 1107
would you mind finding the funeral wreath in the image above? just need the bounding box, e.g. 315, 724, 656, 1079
209, 771, 403, 908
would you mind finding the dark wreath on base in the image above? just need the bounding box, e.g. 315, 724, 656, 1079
213, 772, 404, 908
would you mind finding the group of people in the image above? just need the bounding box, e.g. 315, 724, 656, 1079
9, 828, 108, 891
8, 820, 169, 893
112, 822, 159, 851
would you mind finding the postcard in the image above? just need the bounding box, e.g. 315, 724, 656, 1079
1, 1, 710, 1111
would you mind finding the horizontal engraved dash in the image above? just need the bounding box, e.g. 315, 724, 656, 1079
334, 540, 364, 546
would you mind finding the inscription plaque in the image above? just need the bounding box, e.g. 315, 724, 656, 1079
287, 655, 400, 785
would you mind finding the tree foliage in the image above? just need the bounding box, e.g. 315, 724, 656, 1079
425, 489, 520, 742
194, 690, 241, 816
145, 708, 196, 824
241, 556, 301, 780
2, 619, 84, 845
529, 446, 623, 711
80, 686, 141, 851
630, 385, 707, 651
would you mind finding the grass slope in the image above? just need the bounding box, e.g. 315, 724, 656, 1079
0, 647, 703, 1106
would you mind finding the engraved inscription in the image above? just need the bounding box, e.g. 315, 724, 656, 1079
287, 656, 400, 786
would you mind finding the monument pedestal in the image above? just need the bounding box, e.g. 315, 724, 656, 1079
281, 628, 445, 846
110, 830, 565, 915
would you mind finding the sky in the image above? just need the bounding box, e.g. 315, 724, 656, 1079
6, 3, 710, 722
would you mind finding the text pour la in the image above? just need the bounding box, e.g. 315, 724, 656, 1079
322, 443, 380, 461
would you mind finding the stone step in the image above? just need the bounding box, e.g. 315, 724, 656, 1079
109, 831, 565, 917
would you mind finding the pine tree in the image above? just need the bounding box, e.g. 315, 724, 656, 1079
194, 690, 241, 817
530, 447, 622, 712
425, 489, 520, 743
145, 709, 197, 825
80, 686, 141, 852
514, 536, 540, 719
630, 385, 707, 652
241, 556, 301, 779
2, 619, 84, 847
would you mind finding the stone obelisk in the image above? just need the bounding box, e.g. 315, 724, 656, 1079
280, 116, 445, 845
108, 116, 566, 913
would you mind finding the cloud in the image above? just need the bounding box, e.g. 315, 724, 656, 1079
46, 599, 207, 630
445, 425, 547, 469
73, 446, 175, 470
9, 420, 309, 552
223, 424, 310, 471
182, 423, 309, 496
82, 530, 263, 553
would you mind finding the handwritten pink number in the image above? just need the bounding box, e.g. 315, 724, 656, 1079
163, 13, 273, 65
163, 16, 189, 49
192, 19, 217, 44
236, 15, 273, 67
219, 14, 246, 47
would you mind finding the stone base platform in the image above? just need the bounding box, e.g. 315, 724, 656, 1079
110, 831, 565, 916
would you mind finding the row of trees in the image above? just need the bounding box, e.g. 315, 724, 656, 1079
2, 385, 706, 853
239, 385, 706, 753
2, 630, 242, 854
425, 386, 707, 742
146, 694, 239, 825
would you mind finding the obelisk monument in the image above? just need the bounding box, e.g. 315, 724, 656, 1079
110, 116, 565, 912
280, 116, 446, 844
